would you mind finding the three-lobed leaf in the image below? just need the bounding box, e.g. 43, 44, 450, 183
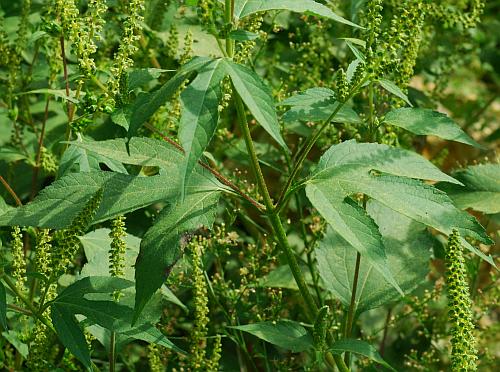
307, 140, 494, 286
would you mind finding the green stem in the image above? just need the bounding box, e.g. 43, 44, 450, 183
1, 275, 55, 333
275, 76, 369, 211
233, 92, 318, 319
224, 0, 235, 58
344, 252, 361, 365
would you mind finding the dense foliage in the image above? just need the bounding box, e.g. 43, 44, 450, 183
0, 0, 498, 371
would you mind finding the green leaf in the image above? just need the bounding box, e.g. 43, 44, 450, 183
18, 89, 82, 103
258, 264, 314, 290
345, 40, 366, 62
80, 228, 141, 281
53, 276, 135, 331
229, 29, 260, 40
308, 141, 494, 276
0, 171, 180, 229
59, 135, 128, 177
179, 59, 226, 196
115, 56, 214, 135
438, 164, 500, 214
134, 172, 221, 322
313, 140, 460, 185
378, 79, 412, 107
329, 339, 395, 371
2, 330, 29, 358
0, 147, 30, 163
51, 305, 91, 369
305, 185, 402, 295
228, 320, 313, 352
316, 201, 432, 313
233, 0, 361, 28
0, 281, 7, 329
383, 108, 482, 148
161, 286, 188, 313
128, 68, 172, 90
223, 60, 288, 150
281, 88, 361, 125
67, 137, 184, 170
0, 196, 14, 216
117, 322, 181, 351
52, 277, 183, 354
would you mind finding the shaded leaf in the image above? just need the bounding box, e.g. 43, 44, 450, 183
316, 201, 432, 313
128, 68, 172, 90
0, 281, 7, 329
383, 108, 482, 148
438, 163, 500, 214
80, 228, 141, 281
59, 135, 127, 177
2, 330, 29, 358
67, 137, 184, 170
228, 320, 313, 352
51, 305, 91, 369
329, 339, 395, 370
114, 56, 214, 135
229, 29, 260, 40
306, 184, 402, 294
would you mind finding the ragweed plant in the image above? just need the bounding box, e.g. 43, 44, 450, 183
0, 0, 497, 370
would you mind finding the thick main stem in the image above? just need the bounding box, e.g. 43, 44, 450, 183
233, 93, 318, 320
224, 0, 235, 57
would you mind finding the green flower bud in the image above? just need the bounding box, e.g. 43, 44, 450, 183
445, 230, 478, 371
